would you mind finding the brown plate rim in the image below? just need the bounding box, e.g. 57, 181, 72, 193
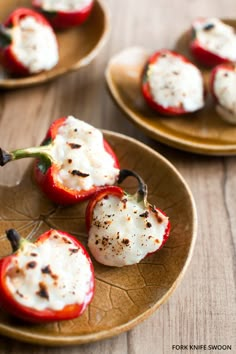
0, 130, 197, 346
0, 0, 110, 89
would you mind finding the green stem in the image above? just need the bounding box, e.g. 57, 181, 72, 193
6, 229, 22, 252
0, 145, 53, 167
118, 169, 148, 203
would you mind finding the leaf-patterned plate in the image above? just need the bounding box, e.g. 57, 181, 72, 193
0, 0, 109, 89
0, 131, 197, 345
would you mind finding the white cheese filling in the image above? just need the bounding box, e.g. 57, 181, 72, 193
6, 231, 93, 311
214, 68, 236, 123
194, 18, 236, 61
10, 16, 58, 73
88, 195, 169, 267
41, 0, 93, 12
147, 53, 204, 112
50, 116, 119, 191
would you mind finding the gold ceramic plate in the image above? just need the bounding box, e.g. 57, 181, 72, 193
0, 131, 197, 345
0, 0, 109, 89
106, 21, 236, 156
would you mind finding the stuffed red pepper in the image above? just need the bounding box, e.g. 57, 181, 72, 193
0, 116, 120, 205
0, 229, 94, 322
0, 8, 58, 76
190, 18, 236, 67
210, 63, 236, 124
142, 49, 204, 116
33, 0, 94, 29
86, 169, 170, 267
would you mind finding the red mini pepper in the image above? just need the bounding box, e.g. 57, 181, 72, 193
0, 116, 120, 205
190, 18, 234, 67
210, 63, 236, 124
0, 229, 94, 323
142, 49, 204, 116
33, 0, 94, 29
86, 169, 170, 267
0, 8, 58, 76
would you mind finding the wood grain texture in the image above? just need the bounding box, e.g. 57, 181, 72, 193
0, 0, 235, 353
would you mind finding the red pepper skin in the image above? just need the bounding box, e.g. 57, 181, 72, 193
209, 63, 235, 100
86, 185, 170, 253
86, 185, 124, 231
0, 8, 57, 76
190, 19, 232, 68
142, 50, 196, 116
209, 63, 236, 123
0, 230, 94, 323
34, 117, 120, 205
0, 117, 120, 205
32, 0, 94, 30
190, 41, 230, 68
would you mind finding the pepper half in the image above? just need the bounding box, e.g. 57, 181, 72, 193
33, 0, 94, 30
0, 229, 94, 323
142, 50, 204, 116
86, 169, 170, 267
210, 63, 236, 124
0, 8, 58, 76
190, 18, 236, 67
0, 116, 120, 205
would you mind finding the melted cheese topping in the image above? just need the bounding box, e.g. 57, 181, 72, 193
194, 18, 236, 61
88, 195, 169, 267
50, 116, 119, 191
6, 231, 93, 311
214, 68, 236, 123
41, 0, 93, 12
147, 53, 204, 111
10, 16, 58, 73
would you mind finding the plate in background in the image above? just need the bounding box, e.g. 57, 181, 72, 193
0, 0, 109, 89
106, 22, 236, 156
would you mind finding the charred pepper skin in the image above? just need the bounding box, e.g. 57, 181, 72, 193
0, 117, 120, 205
141, 50, 198, 116
0, 229, 94, 323
0, 8, 57, 76
86, 169, 170, 266
32, 0, 94, 30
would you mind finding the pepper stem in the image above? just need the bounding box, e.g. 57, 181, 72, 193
6, 229, 21, 252
0, 145, 53, 167
118, 169, 148, 203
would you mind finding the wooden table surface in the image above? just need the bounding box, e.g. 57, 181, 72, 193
0, 0, 235, 353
